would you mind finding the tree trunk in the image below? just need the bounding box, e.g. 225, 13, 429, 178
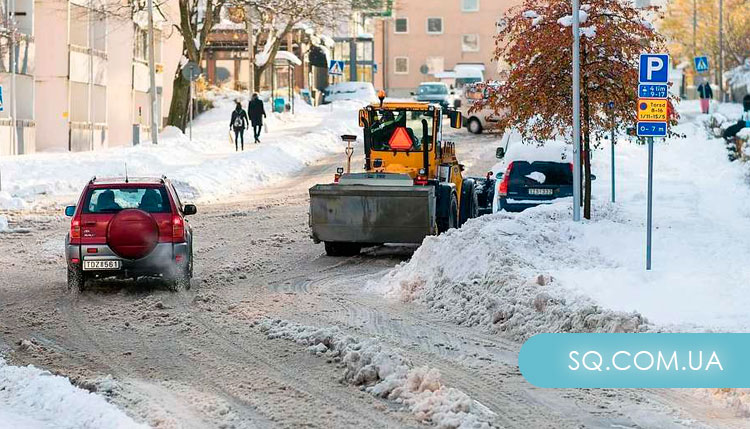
253, 64, 264, 92
581, 45, 592, 219
167, 72, 191, 131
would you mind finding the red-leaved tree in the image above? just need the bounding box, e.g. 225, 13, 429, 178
477, 0, 678, 219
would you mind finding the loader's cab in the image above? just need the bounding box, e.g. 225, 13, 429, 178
359, 101, 465, 197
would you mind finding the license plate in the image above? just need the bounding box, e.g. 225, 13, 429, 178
83, 260, 121, 271
528, 188, 553, 196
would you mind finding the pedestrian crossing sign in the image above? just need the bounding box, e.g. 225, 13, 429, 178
694, 56, 709, 73
328, 60, 344, 76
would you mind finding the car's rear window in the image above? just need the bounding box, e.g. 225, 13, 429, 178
418, 85, 447, 95
83, 187, 171, 214
509, 161, 573, 186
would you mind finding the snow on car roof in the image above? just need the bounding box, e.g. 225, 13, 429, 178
492, 141, 574, 174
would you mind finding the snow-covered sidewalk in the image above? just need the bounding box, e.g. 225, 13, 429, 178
0, 357, 147, 428
0, 94, 361, 210
374, 100, 750, 335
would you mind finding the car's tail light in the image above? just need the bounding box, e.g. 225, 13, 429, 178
498, 162, 514, 196
569, 162, 574, 173
70, 218, 81, 243
172, 215, 185, 243
334, 173, 341, 183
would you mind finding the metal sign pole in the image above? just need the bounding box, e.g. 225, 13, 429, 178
611, 109, 615, 203
646, 136, 654, 270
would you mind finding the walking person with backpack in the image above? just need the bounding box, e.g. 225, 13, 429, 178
248, 93, 266, 144
230, 101, 249, 151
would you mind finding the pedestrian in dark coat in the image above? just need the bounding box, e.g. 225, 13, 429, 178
247, 93, 266, 143
230, 101, 248, 151
697, 80, 713, 114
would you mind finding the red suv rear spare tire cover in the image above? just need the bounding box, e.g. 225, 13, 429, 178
107, 209, 159, 260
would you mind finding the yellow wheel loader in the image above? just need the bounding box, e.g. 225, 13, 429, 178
309, 95, 480, 256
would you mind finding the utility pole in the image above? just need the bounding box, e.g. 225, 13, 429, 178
572, 0, 582, 222
246, 5, 254, 95
718, 0, 724, 102
88, 1, 94, 150
147, 0, 159, 144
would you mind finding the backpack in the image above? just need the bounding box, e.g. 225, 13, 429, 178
233, 112, 244, 128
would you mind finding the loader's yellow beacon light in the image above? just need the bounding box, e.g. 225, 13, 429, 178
377, 90, 386, 107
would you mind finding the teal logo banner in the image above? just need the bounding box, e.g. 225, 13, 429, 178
519, 333, 748, 388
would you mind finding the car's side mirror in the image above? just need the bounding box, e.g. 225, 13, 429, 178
410, 91, 416, 96
496, 147, 505, 159
590, 174, 597, 181
450, 90, 456, 95
448, 109, 462, 129
64, 205, 76, 217
183, 204, 197, 215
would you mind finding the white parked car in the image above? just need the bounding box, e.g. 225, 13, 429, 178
459, 82, 505, 134
322, 82, 378, 104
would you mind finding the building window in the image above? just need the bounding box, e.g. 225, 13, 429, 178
426, 17, 443, 34
462, 0, 479, 12
394, 57, 409, 74
462, 34, 480, 52
394, 18, 408, 34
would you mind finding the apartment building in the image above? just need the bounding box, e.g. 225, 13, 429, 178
0, 0, 182, 155
0, 0, 34, 156
374, 0, 521, 96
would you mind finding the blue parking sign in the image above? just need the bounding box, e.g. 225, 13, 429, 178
637, 121, 667, 137
639, 53, 670, 84
638, 84, 668, 99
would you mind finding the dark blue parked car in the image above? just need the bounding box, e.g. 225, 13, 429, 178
495, 159, 574, 212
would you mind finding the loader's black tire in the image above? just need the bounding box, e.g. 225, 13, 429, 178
437, 194, 458, 234
324, 242, 362, 257
459, 180, 479, 227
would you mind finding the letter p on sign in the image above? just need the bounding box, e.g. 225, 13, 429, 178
639, 54, 670, 84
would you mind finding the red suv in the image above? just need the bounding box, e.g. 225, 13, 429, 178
64, 176, 196, 291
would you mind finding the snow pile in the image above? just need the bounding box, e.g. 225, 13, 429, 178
324, 82, 378, 104
372, 207, 647, 341
0, 214, 8, 232
259, 319, 497, 428
0, 190, 25, 210
0, 94, 362, 209
0, 356, 147, 428
375, 113, 750, 335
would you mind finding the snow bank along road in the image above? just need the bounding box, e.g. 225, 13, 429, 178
0, 127, 746, 427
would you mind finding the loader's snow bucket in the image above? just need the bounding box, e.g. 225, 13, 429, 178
309, 183, 436, 245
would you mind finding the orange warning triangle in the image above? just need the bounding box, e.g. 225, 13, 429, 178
388, 127, 413, 150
